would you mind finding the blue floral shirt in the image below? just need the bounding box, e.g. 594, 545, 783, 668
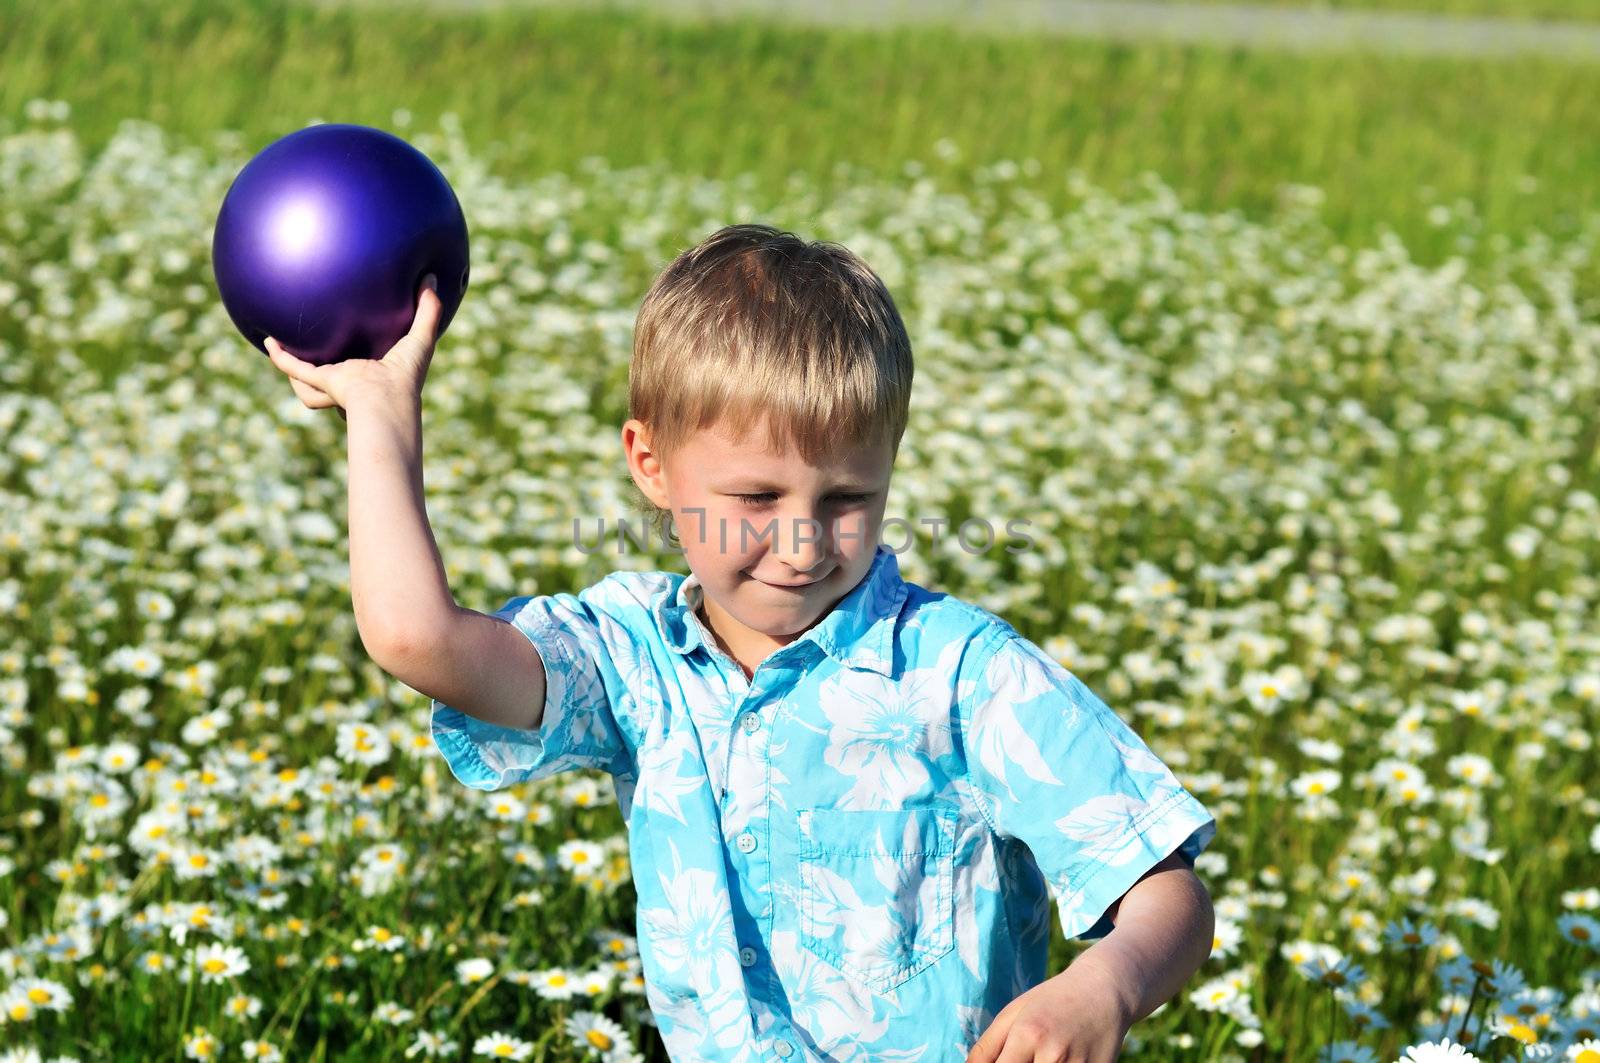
431, 543, 1216, 1062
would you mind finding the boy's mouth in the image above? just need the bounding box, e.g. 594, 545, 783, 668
752, 572, 830, 589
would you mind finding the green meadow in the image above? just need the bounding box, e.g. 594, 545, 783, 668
1, 0, 1597, 1060
4, 0, 1600, 268
1141, 0, 1600, 20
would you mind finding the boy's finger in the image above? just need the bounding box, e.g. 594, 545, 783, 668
285, 376, 345, 421
266, 337, 331, 388
288, 377, 332, 405
408, 275, 443, 342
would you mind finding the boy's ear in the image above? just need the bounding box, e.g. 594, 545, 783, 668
621, 419, 671, 510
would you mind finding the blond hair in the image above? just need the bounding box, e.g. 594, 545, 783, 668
626, 223, 914, 531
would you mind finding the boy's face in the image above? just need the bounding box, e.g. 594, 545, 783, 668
622, 415, 895, 672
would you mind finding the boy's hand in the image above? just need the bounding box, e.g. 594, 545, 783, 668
265, 274, 443, 421
965, 960, 1134, 1063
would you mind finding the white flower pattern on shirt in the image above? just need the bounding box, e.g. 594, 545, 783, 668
430, 544, 1216, 1061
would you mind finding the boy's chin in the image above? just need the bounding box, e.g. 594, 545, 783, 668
722, 593, 823, 632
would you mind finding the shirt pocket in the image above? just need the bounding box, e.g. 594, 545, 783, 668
795, 805, 956, 995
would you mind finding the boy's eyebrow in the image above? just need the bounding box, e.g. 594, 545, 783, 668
716, 479, 883, 493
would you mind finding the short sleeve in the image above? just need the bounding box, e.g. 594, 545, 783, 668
956, 628, 1216, 942
429, 589, 634, 791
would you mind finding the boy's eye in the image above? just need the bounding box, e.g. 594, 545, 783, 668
733, 492, 874, 508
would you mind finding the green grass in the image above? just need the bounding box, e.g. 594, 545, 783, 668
2, 0, 1598, 267
1142, 0, 1600, 21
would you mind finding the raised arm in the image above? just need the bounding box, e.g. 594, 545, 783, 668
345, 398, 547, 732
262, 281, 547, 733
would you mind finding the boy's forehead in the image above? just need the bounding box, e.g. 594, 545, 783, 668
684, 420, 891, 478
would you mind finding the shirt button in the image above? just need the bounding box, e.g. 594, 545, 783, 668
774, 1040, 794, 1058
736, 832, 757, 853
740, 712, 760, 734
739, 946, 756, 966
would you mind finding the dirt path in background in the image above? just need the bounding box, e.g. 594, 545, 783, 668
319, 0, 1600, 60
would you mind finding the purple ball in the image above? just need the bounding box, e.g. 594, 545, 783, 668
212, 123, 470, 366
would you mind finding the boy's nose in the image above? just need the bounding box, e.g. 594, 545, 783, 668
766, 512, 831, 571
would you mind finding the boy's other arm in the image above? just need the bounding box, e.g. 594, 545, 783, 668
345, 397, 546, 731
1077, 853, 1214, 1024
967, 853, 1212, 1063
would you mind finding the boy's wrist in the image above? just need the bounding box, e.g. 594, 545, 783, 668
345, 385, 421, 423
1057, 943, 1142, 1030
345, 388, 424, 477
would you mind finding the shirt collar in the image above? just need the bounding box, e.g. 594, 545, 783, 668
652, 543, 908, 676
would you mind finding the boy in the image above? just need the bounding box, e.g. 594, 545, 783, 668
265, 224, 1217, 1062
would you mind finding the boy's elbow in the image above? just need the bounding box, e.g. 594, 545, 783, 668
365, 608, 459, 678
358, 620, 397, 668
359, 618, 406, 670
